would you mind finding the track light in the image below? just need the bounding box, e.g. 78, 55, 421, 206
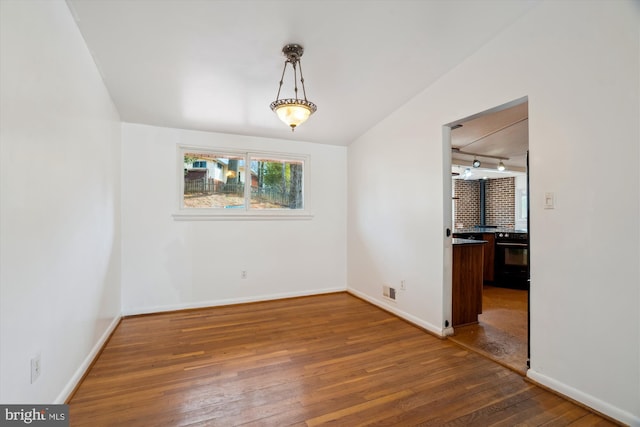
451, 148, 510, 169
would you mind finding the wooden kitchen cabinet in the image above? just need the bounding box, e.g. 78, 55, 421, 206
452, 239, 485, 327
481, 233, 495, 282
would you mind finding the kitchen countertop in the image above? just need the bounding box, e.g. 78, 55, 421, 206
454, 227, 528, 234
452, 238, 488, 245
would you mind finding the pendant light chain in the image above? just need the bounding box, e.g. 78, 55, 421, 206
292, 60, 299, 100
298, 60, 308, 102
273, 55, 306, 103
274, 62, 287, 101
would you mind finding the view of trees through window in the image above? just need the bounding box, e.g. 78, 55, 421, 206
182, 151, 304, 210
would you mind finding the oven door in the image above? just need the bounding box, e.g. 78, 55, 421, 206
495, 242, 529, 288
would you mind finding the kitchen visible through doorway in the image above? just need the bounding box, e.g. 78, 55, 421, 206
445, 97, 530, 374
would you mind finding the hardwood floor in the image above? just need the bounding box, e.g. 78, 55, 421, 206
448, 285, 529, 374
68, 293, 616, 426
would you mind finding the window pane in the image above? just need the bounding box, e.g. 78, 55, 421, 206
183, 152, 246, 209
516, 188, 528, 220
250, 157, 304, 210
520, 194, 528, 219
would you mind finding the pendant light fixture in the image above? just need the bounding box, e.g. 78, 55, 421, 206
270, 44, 317, 131
497, 161, 506, 171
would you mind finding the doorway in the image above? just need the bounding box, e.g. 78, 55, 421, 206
445, 97, 530, 374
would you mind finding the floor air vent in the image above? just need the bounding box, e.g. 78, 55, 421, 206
383, 285, 396, 300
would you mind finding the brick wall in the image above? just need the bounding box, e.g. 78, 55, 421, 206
454, 177, 515, 228
453, 180, 479, 228
486, 177, 515, 228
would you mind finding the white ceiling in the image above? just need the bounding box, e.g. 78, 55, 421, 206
65, 0, 537, 146
451, 100, 529, 176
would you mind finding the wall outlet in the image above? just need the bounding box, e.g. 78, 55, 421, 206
241, 270, 247, 279
31, 354, 41, 384
400, 280, 406, 290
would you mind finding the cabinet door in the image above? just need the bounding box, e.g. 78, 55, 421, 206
482, 233, 495, 282
452, 244, 484, 326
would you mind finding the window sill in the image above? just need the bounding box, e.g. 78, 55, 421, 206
172, 210, 314, 221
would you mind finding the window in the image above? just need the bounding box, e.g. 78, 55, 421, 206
192, 160, 207, 168
176, 147, 310, 220
516, 188, 527, 221
250, 156, 304, 210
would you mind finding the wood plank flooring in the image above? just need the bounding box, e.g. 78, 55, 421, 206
68, 293, 617, 426
448, 285, 529, 374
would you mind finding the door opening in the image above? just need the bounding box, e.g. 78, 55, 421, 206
445, 97, 530, 374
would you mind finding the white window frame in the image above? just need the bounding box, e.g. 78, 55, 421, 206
173, 145, 313, 221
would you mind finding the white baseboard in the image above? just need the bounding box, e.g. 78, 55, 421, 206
442, 326, 455, 336
55, 314, 121, 404
122, 287, 346, 317
347, 287, 444, 337
527, 369, 640, 427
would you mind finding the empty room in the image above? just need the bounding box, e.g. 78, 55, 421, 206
1, 0, 639, 425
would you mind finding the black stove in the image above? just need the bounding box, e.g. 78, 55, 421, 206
494, 231, 529, 289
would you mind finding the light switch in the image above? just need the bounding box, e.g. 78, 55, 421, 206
544, 192, 555, 209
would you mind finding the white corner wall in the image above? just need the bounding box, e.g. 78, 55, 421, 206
121, 123, 347, 315
348, 1, 639, 425
0, 0, 122, 403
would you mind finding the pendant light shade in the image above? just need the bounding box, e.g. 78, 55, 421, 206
270, 44, 317, 131
271, 99, 316, 129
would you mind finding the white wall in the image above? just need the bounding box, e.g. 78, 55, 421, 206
0, 0, 121, 404
121, 123, 347, 314
348, 1, 639, 425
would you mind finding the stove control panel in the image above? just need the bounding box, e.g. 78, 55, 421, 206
496, 232, 528, 240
